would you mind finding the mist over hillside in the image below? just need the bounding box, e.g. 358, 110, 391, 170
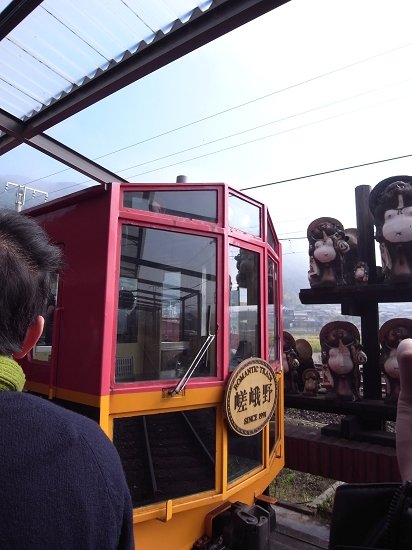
282, 252, 308, 307
281, 251, 364, 335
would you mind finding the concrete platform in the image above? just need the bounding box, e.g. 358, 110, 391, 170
270, 505, 330, 549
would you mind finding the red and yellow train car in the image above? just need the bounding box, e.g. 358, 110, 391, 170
21, 181, 284, 549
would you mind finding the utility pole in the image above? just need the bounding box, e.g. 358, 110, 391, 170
5, 182, 48, 212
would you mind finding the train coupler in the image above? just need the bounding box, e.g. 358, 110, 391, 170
193, 500, 272, 550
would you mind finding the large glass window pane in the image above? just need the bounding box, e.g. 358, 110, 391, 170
268, 258, 280, 365
229, 246, 260, 370
267, 220, 278, 253
114, 408, 216, 507
227, 430, 262, 483
115, 225, 216, 383
228, 195, 261, 237
269, 398, 281, 454
123, 190, 217, 222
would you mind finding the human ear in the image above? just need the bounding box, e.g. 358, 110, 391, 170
13, 316, 45, 359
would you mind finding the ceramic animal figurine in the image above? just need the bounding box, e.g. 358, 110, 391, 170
283, 331, 300, 394
353, 261, 369, 285
295, 338, 316, 393
319, 321, 366, 401
302, 367, 321, 396
369, 175, 412, 283
307, 218, 350, 288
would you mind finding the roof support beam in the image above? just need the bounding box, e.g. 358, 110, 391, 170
0, 109, 128, 184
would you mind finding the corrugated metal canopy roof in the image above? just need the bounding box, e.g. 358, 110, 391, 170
1, 0, 215, 120
0, 0, 289, 185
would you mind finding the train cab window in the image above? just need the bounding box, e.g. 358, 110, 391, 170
123, 190, 217, 222
267, 222, 277, 252
229, 246, 260, 371
228, 195, 261, 237
113, 407, 216, 507
115, 225, 217, 383
227, 430, 262, 483
32, 273, 59, 363
269, 386, 281, 454
268, 258, 280, 365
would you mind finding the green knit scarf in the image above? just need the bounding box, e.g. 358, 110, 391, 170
0, 356, 26, 392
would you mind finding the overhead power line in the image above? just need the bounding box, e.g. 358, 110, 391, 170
84, 76, 412, 178
279, 237, 306, 241
44, 148, 412, 201
120, 91, 411, 179
239, 152, 412, 191
23, 39, 412, 187
84, 38, 412, 163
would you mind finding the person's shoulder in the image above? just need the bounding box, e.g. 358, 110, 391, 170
0, 392, 112, 452
2, 391, 91, 422
0, 392, 127, 482
0, 393, 134, 549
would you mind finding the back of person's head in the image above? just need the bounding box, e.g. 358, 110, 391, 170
0, 208, 61, 355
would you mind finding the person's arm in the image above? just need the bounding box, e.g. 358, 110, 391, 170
116, 486, 135, 550
79, 422, 135, 550
396, 338, 412, 481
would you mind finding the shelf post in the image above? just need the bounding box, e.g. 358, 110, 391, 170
355, 185, 382, 405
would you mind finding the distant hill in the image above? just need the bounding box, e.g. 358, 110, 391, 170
280, 248, 412, 329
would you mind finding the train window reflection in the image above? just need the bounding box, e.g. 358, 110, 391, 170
229, 246, 260, 371
123, 190, 217, 222
115, 225, 217, 383
32, 273, 58, 363
227, 430, 262, 483
268, 258, 280, 365
269, 400, 281, 454
228, 195, 261, 237
267, 221, 277, 252
113, 408, 216, 507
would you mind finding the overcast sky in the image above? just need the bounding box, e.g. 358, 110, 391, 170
1, 0, 412, 263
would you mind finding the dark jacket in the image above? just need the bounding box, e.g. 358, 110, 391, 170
0, 392, 134, 549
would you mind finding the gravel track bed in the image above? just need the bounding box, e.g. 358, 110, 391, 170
285, 407, 343, 427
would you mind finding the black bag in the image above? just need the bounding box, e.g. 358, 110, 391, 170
329, 481, 412, 549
